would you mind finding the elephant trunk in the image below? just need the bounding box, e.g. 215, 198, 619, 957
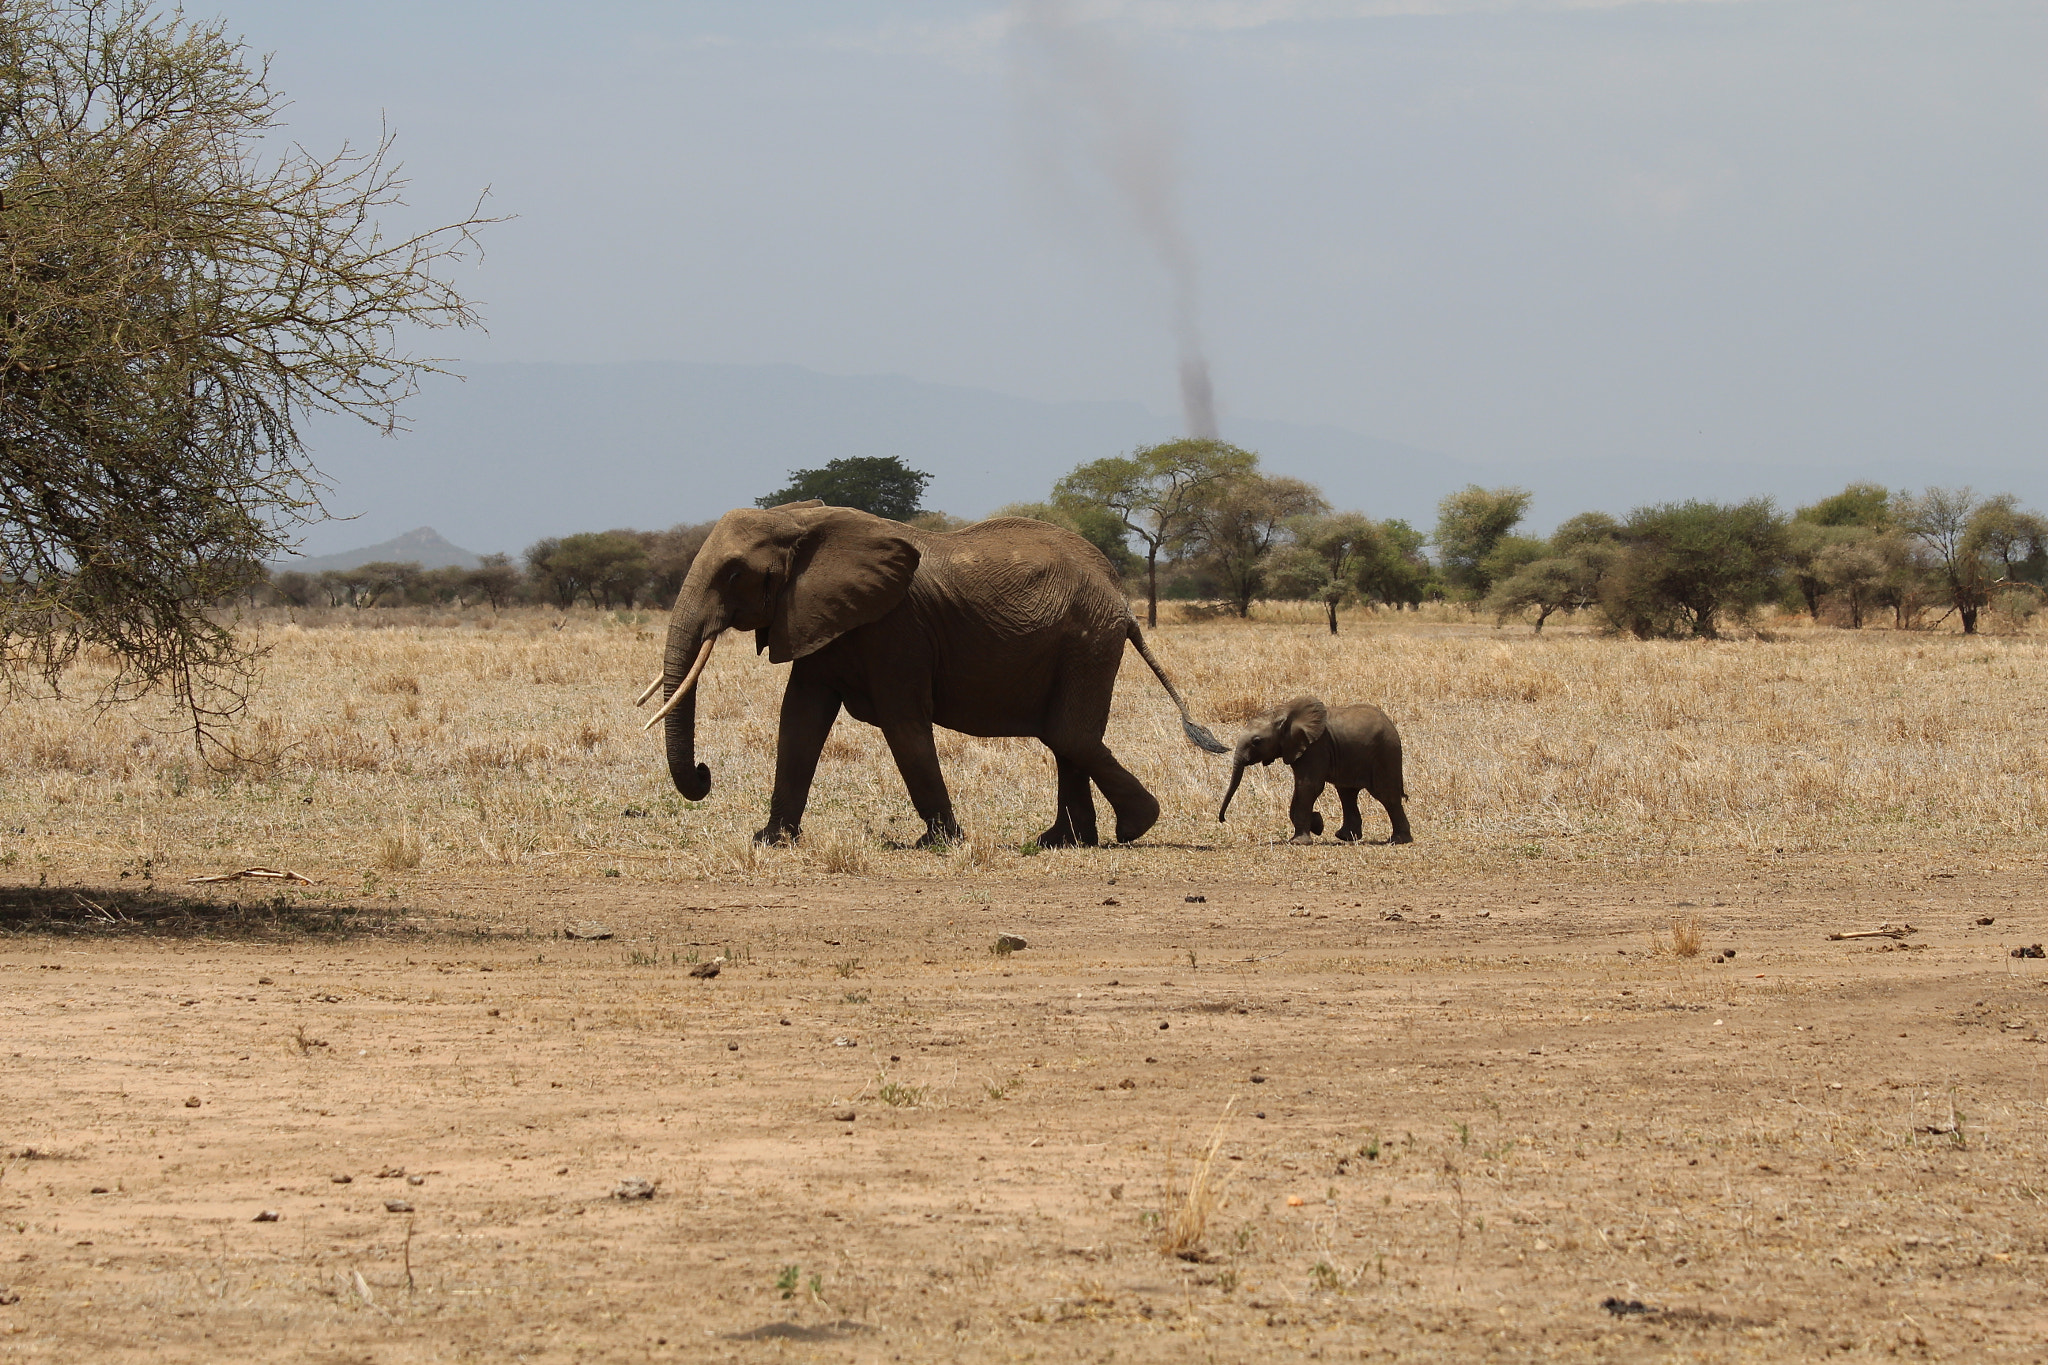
1218, 757, 1248, 822
661, 619, 714, 801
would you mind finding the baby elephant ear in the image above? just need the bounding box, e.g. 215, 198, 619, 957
767, 508, 920, 663
1282, 696, 1328, 763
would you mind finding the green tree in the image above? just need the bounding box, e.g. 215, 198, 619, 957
462, 553, 522, 611
1796, 482, 1895, 529
1054, 439, 1257, 626
1361, 518, 1435, 608
757, 456, 930, 520
524, 538, 573, 608
1263, 512, 1384, 634
1812, 536, 1891, 628
1479, 533, 1548, 589
528, 532, 649, 610
1483, 513, 1619, 633
1896, 488, 2005, 634
1181, 474, 1329, 618
1434, 486, 1534, 600
352, 561, 421, 607
1787, 484, 1896, 620
0, 1, 489, 738
414, 565, 469, 605
1967, 496, 2048, 588
1601, 500, 1788, 639
270, 570, 314, 609
636, 523, 712, 609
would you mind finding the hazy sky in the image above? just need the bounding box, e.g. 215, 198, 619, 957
223, 0, 2045, 475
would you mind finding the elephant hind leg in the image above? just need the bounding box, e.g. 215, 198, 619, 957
1035, 753, 1100, 848
1379, 793, 1414, 844
1062, 740, 1158, 845
1334, 788, 1366, 842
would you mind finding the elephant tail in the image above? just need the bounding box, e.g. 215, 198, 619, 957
1126, 621, 1228, 754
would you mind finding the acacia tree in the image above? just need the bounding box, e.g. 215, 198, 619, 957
1263, 512, 1383, 634
463, 554, 522, 611
1897, 488, 1996, 634
1181, 473, 1328, 619
0, 1, 490, 738
1054, 439, 1256, 626
1601, 500, 1788, 639
1482, 512, 1619, 633
1434, 485, 1533, 600
757, 456, 929, 520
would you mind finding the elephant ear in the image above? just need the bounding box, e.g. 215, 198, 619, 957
766, 508, 921, 663
1281, 696, 1328, 763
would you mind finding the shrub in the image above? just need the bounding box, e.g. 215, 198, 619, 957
1600, 500, 1788, 639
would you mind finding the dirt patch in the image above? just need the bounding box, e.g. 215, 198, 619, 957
4, 856, 2046, 1361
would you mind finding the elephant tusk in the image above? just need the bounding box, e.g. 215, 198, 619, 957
641, 635, 717, 732
632, 676, 664, 707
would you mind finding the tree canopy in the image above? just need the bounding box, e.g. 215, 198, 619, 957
1053, 439, 1254, 626
1434, 485, 1533, 600
0, 0, 489, 737
1602, 499, 1789, 639
757, 456, 930, 521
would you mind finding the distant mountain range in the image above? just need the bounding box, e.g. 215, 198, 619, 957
280, 361, 2047, 559
278, 527, 481, 573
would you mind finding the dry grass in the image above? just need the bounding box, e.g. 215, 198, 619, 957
1157, 1101, 1237, 1260
374, 828, 423, 872
1669, 912, 1705, 957
2, 603, 2045, 885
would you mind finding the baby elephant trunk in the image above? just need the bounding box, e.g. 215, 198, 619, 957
1217, 758, 1248, 822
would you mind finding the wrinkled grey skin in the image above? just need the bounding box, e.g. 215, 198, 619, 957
655, 501, 1222, 849
1218, 696, 1413, 844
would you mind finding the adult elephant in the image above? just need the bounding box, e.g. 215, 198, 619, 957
639, 501, 1225, 847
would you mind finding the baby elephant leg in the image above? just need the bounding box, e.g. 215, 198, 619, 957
1288, 779, 1325, 843
1379, 790, 1414, 844
1334, 787, 1366, 842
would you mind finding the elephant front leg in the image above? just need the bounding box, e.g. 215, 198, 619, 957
1036, 753, 1100, 848
757, 672, 843, 845
1288, 776, 1326, 843
879, 722, 963, 847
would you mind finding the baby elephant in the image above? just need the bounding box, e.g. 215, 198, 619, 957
1218, 696, 1412, 844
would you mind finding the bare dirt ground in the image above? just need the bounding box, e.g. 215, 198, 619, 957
6, 854, 2048, 1364
5, 611, 2048, 1360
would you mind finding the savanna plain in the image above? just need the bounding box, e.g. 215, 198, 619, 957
4, 606, 2048, 1363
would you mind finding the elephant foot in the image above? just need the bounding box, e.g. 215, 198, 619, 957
1388, 830, 1415, 845
1110, 792, 1160, 845
752, 823, 799, 847
915, 820, 965, 850
1034, 822, 1099, 850
1287, 833, 1318, 846
1335, 826, 1364, 843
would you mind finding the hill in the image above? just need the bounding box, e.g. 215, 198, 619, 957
278, 527, 481, 573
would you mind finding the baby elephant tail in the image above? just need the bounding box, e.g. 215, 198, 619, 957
1126, 621, 1228, 754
